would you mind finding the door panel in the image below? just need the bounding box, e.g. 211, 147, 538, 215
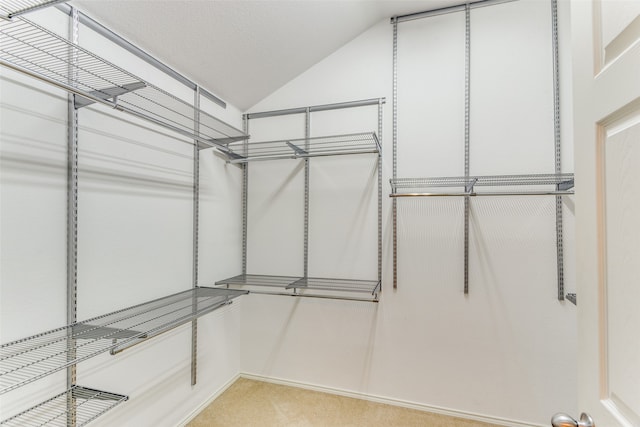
573, 0, 640, 426
600, 110, 640, 426
598, 0, 640, 67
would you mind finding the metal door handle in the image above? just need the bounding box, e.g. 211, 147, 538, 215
551, 412, 594, 427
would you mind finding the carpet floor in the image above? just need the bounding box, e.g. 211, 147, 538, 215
187, 378, 502, 427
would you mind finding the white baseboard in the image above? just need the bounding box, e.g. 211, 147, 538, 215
177, 373, 241, 427
239, 373, 545, 427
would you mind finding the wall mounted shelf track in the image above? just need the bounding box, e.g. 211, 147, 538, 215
390, 173, 575, 197
0, 386, 128, 427
0, 16, 246, 149
221, 132, 380, 163
216, 274, 381, 301
0, 287, 246, 396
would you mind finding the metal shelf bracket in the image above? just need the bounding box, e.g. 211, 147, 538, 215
286, 141, 308, 156
465, 177, 478, 194
74, 82, 146, 109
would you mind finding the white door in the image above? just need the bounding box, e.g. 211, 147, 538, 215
569, 0, 640, 426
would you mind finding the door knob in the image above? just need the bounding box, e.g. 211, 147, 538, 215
551, 412, 594, 427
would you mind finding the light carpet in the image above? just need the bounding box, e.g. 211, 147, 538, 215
187, 377, 502, 427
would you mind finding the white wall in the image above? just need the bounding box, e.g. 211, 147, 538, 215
0, 7, 243, 426
1, 2, 577, 426
242, 1, 576, 426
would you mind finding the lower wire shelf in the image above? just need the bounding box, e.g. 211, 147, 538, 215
0, 287, 247, 395
215, 274, 380, 302
0, 386, 128, 427
215, 274, 303, 288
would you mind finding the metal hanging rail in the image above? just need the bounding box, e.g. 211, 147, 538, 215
0, 287, 246, 395
390, 173, 575, 197
245, 98, 384, 119
0, 386, 128, 427
390, 0, 517, 23
0, 17, 246, 149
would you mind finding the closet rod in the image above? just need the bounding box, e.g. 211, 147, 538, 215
246, 98, 385, 119
391, 0, 517, 23
55, 4, 226, 108
391, 190, 574, 197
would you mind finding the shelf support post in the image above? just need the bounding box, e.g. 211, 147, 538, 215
303, 108, 310, 283
464, 3, 471, 295
191, 86, 201, 386
378, 99, 383, 292
392, 19, 398, 289
242, 116, 249, 277
66, 6, 80, 427
551, 0, 565, 301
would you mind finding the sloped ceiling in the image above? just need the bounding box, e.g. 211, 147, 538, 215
72, 0, 461, 111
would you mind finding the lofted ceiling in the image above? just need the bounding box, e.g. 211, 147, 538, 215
71, 0, 462, 111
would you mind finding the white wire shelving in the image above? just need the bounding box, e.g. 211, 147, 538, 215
0, 0, 68, 20
0, 386, 128, 427
0, 287, 246, 396
215, 274, 380, 302
390, 173, 574, 197
0, 5, 250, 426
287, 276, 381, 295
0, 16, 247, 148
221, 101, 383, 303
221, 132, 380, 163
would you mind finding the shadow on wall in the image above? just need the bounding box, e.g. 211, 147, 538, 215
259, 297, 380, 394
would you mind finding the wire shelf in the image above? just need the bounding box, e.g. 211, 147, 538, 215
0, 287, 247, 395
215, 274, 380, 301
287, 277, 381, 295
215, 274, 302, 288
0, 386, 127, 427
223, 132, 380, 163
0, 0, 67, 19
0, 17, 246, 148
390, 173, 574, 197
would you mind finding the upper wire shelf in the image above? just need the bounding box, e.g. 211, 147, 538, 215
0, 287, 246, 395
221, 132, 380, 164
0, 0, 67, 20
390, 173, 574, 197
0, 386, 128, 427
215, 274, 380, 301
0, 17, 247, 148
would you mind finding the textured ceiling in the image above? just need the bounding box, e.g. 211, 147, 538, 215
71, 0, 461, 111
